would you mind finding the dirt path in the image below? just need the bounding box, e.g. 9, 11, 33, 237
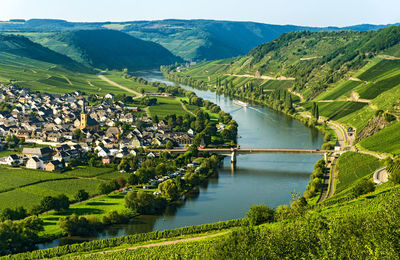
98, 75, 142, 98
77, 232, 228, 258
348, 77, 362, 82
179, 100, 195, 116
288, 89, 304, 102
377, 54, 400, 60
225, 74, 295, 81
63, 75, 73, 86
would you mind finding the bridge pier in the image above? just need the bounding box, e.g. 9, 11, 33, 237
231, 150, 237, 167
324, 153, 328, 163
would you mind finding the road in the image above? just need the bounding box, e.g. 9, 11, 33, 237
98, 75, 142, 98
373, 166, 389, 184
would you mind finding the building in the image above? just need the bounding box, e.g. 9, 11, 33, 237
26, 157, 43, 170
80, 101, 99, 131
45, 160, 63, 172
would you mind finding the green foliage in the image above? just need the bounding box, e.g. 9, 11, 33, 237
246, 204, 275, 226
74, 189, 89, 202
58, 214, 99, 237
352, 179, 375, 197
10, 218, 244, 259
0, 216, 44, 255
0, 207, 27, 221
124, 190, 167, 214
158, 179, 179, 201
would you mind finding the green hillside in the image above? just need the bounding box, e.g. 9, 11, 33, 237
168, 26, 400, 149
28, 30, 182, 71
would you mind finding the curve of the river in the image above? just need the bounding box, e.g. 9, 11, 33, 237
39, 70, 323, 249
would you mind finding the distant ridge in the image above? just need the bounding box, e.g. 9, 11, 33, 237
1, 19, 399, 61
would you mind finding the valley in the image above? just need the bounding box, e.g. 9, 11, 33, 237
0, 15, 399, 259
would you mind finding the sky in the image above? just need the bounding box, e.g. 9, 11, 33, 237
1, 0, 399, 27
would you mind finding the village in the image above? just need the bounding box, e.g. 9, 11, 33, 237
0, 84, 196, 171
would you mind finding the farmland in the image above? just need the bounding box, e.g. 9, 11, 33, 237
303, 101, 368, 121
334, 152, 382, 194
0, 167, 127, 212
40, 192, 127, 236
359, 122, 400, 154
148, 97, 189, 118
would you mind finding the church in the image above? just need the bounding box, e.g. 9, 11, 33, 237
79, 101, 99, 131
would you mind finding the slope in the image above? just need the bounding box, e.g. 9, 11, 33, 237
167, 26, 400, 152
43, 30, 181, 71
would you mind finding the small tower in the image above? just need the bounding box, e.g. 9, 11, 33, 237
80, 100, 87, 130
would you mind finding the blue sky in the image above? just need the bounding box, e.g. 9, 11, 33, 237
1, 0, 399, 27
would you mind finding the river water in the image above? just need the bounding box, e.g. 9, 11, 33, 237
39, 70, 323, 248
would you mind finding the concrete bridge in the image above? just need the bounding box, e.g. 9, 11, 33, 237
149, 147, 334, 165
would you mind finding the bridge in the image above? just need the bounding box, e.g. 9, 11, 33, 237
149, 148, 335, 165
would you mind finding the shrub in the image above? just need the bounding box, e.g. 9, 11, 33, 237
0, 207, 27, 221
74, 189, 89, 202
352, 179, 375, 197
246, 204, 275, 226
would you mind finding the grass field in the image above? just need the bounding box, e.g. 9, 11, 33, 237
357, 72, 400, 99
0, 167, 129, 212
40, 192, 127, 236
148, 97, 189, 118
359, 122, 400, 154
0, 53, 151, 96
335, 152, 381, 194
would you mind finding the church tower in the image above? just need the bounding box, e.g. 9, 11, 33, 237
80, 100, 87, 130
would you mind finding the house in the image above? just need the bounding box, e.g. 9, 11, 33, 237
3, 154, 21, 165
104, 93, 114, 99
26, 157, 44, 169
52, 151, 71, 162
45, 160, 63, 172
22, 147, 54, 158
102, 156, 113, 164
187, 128, 195, 136
106, 127, 121, 139
334, 140, 341, 152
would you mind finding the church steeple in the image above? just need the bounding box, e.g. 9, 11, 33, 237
80, 99, 87, 130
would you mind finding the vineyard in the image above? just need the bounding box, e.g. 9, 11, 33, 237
7, 219, 244, 259
335, 152, 381, 194
359, 121, 400, 154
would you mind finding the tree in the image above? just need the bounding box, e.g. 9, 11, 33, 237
128, 173, 139, 185
158, 179, 179, 200
0, 207, 27, 221
352, 179, 375, 197
97, 183, 114, 194
74, 189, 89, 202
125, 190, 167, 214
246, 204, 275, 226
166, 140, 173, 149
53, 194, 70, 211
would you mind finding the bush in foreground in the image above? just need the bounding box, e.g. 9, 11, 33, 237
246, 204, 275, 226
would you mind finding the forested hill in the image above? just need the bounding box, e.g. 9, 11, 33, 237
0, 34, 90, 72
1, 19, 399, 61
48, 30, 182, 71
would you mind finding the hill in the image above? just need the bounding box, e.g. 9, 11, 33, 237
167, 26, 400, 144
0, 34, 89, 72
1, 19, 399, 61
41, 30, 181, 71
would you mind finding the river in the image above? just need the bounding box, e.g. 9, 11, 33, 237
39, 70, 323, 248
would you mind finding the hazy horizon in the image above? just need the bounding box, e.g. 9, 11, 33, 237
1, 0, 399, 27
